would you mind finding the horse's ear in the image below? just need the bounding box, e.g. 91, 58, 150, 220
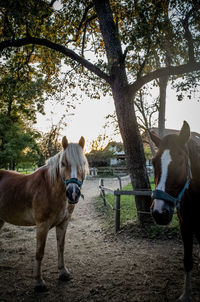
79, 136, 85, 149
62, 136, 68, 150
178, 121, 190, 146
149, 130, 161, 147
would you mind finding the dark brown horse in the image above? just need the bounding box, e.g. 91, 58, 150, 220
0, 136, 89, 291
150, 121, 200, 302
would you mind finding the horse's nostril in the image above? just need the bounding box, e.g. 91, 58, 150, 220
152, 209, 161, 220
152, 208, 171, 226
162, 208, 169, 218
66, 184, 81, 204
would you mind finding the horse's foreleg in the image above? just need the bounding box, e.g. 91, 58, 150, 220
180, 272, 192, 302
34, 223, 49, 292
179, 225, 193, 302
56, 219, 71, 281
0, 219, 5, 230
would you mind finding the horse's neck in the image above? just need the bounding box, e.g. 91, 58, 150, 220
36, 166, 63, 189
188, 140, 200, 185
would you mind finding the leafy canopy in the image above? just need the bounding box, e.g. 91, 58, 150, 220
0, 0, 200, 99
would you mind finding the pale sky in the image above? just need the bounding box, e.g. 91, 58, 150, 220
36, 95, 119, 152
36, 85, 200, 152
165, 87, 200, 133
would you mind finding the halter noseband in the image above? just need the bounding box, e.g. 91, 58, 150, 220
152, 154, 192, 211
62, 177, 85, 201
63, 178, 84, 188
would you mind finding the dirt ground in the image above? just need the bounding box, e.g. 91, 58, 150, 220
0, 177, 200, 302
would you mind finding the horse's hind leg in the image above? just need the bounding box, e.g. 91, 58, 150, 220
34, 223, 49, 292
56, 219, 71, 281
0, 219, 5, 230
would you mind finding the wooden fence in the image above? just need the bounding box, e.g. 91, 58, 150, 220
99, 177, 152, 232
97, 166, 128, 177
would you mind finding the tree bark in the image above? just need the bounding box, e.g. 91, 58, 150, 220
94, 0, 153, 224
112, 80, 153, 223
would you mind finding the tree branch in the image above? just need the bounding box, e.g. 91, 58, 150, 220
0, 36, 112, 84
67, 3, 96, 44
182, 14, 195, 63
129, 62, 200, 95
94, 0, 124, 75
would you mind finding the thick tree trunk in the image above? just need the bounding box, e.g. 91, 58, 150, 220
111, 78, 153, 224
158, 76, 168, 138
95, 0, 153, 224
9, 159, 15, 170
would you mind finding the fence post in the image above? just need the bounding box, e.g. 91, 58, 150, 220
117, 176, 122, 189
115, 192, 121, 232
99, 178, 106, 206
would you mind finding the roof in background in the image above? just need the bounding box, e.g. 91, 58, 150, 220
151, 128, 200, 145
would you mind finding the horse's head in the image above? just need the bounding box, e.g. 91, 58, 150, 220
60, 136, 89, 204
150, 121, 191, 225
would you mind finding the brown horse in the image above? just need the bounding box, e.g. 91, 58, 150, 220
0, 136, 89, 291
150, 121, 200, 302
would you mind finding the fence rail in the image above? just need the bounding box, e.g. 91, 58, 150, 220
99, 178, 152, 232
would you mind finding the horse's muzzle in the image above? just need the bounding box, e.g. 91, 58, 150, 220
151, 199, 174, 225
66, 183, 81, 204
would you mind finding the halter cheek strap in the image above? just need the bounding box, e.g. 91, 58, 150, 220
152, 156, 192, 211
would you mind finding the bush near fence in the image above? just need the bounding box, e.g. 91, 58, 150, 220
97, 166, 128, 177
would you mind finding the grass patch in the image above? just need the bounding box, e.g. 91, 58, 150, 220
95, 178, 181, 240
17, 168, 35, 174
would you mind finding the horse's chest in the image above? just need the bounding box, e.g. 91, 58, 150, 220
52, 200, 75, 227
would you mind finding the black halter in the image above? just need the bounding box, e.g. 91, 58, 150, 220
63, 178, 83, 188
62, 177, 85, 201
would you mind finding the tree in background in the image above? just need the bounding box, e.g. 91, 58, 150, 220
1, 0, 200, 223
37, 118, 66, 166
86, 149, 114, 167
0, 53, 48, 169
0, 114, 40, 169
88, 134, 109, 151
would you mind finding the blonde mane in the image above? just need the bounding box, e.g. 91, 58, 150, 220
47, 143, 89, 183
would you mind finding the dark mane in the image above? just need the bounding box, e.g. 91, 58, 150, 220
188, 137, 200, 161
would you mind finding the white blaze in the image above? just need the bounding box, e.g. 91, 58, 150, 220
157, 149, 172, 191
154, 149, 172, 213
71, 165, 77, 178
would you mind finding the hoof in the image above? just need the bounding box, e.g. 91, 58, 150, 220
34, 280, 48, 292
59, 268, 72, 282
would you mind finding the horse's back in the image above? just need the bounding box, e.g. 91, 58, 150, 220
0, 167, 67, 227
0, 169, 36, 226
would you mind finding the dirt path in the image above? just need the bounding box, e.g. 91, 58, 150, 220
0, 177, 199, 302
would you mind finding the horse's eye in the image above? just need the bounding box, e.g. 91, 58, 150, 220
61, 161, 65, 167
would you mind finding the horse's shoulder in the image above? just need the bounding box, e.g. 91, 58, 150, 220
30, 166, 50, 187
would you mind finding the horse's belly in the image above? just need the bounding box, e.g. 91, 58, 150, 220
0, 207, 35, 226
